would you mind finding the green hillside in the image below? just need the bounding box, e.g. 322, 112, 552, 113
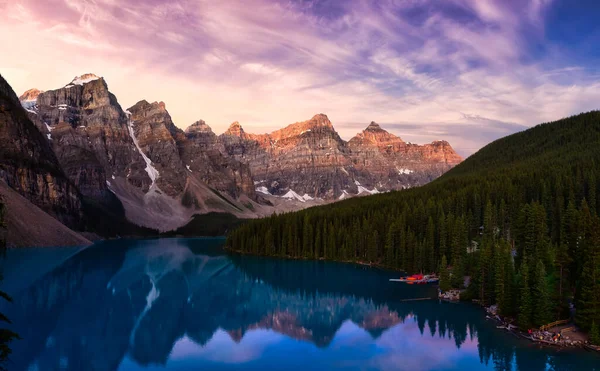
227, 111, 600, 337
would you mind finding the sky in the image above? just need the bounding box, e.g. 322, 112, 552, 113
2, 0, 600, 157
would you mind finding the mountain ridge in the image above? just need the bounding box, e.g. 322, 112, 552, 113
12, 72, 462, 233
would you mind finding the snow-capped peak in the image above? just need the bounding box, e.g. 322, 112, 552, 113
67, 73, 101, 87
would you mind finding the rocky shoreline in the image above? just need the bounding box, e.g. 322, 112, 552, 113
482, 305, 599, 352
438, 288, 599, 353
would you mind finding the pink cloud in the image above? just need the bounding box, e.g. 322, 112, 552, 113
1, 0, 597, 155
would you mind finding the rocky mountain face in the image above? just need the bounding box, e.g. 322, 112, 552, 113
19, 88, 42, 110
0, 74, 82, 227
33, 74, 152, 200
17, 75, 261, 231
347, 121, 462, 192
126, 100, 187, 196
12, 72, 461, 232
219, 115, 462, 200
176, 120, 255, 199
220, 114, 355, 199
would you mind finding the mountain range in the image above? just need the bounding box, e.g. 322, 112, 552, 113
0, 73, 461, 245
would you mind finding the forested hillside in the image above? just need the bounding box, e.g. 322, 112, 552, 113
227, 111, 600, 339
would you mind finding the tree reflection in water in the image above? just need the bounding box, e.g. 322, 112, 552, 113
1, 238, 598, 371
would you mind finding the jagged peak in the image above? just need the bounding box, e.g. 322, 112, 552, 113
265, 114, 338, 142
66, 73, 101, 87
365, 121, 383, 131
129, 100, 167, 112
186, 120, 213, 134
128, 100, 150, 112
349, 121, 405, 145
225, 121, 245, 136
308, 113, 332, 128
19, 88, 43, 102
133, 99, 150, 106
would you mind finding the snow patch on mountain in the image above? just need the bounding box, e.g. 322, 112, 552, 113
126, 113, 159, 187
354, 180, 379, 194
256, 186, 271, 195
21, 101, 37, 112
68, 74, 100, 86
43, 122, 53, 140
282, 189, 306, 202
357, 185, 380, 195
338, 190, 350, 200
397, 167, 414, 175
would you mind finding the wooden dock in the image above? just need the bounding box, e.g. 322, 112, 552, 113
539, 319, 570, 331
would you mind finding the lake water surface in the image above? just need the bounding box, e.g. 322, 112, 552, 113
1, 238, 599, 371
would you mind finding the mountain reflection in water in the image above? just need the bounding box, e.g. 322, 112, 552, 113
1, 238, 598, 371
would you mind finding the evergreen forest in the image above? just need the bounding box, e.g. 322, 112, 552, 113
227, 111, 600, 340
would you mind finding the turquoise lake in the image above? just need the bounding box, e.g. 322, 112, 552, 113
1, 238, 599, 370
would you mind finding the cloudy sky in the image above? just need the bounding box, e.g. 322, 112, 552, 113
2, 0, 600, 157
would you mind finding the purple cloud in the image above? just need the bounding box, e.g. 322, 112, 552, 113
1, 0, 599, 156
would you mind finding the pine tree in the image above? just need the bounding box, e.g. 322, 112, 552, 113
451, 258, 464, 289
368, 230, 378, 262
495, 245, 506, 314
590, 322, 600, 346
265, 228, 274, 255
285, 224, 293, 257
314, 227, 322, 259
484, 200, 495, 236
588, 172, 597, 215
503, 251, 517, 317
385, 224, 395, 266
518, 259, 533, 330
423, 217, 435, 272
439, 255, 451, 292
555, 241, 571, 318
563, 200, 579, 287
327, 223, 335, 260
438, 212, 447, 261
532, 260, 550, 327
575, 243, 599, 330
